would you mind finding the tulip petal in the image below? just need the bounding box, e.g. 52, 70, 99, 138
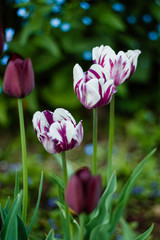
23, 59, 35, 97
73, 64, 84, 89
65, 175, 84, 215
53, 108, 76, 125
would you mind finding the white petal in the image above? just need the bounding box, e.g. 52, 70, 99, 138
48, 122, 63, 142
85, 79, 101, 108
73, 63, 84, 89
126, 49, 141, 68
53, 108, 76, 125
72, 120, 83, 146
65, 120, 76, 143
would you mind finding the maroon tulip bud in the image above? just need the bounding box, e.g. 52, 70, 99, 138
65, 167, 102, 215
3, 53, 35, 98
0, 31, 4, 55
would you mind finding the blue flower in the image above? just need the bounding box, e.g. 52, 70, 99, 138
3, 42, 9, 52
1, 55, 9, 65
80, 2, 90, 10
47, 198, 58, 208
126, 15, 137, 24
84, 143, 93, 156
17, 8, 29, 19
5, 28, 15, 42
131, 186, 145, 195
52, 4, 61, 13
142, 14, 152, 23
60, 22, 71, 32
112, 3, 125, 12
83, 50, 92, 61
148, 31, 158, 41
82, 16, 92, 25
50, 18, 61, 28
56, 0, 65, 4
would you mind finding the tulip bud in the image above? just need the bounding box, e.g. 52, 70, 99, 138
65, 167, 102, 215
3, 53, 35, 98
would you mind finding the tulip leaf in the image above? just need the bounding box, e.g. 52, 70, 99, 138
27, 171, 43, 235
50, 173, 64, 191
45, 229, 55, 240
0, 191, 22, 240
134, 224, 154, 240
4, 197, 10, 213
107, 148, 156, 239
120, 218, 136, 240
0, 206, 6, 226
86, 172, 117, 237
14, 171, 19, 200
17, 215, 28, 240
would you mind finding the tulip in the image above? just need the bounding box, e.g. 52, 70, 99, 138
92, 45, 141, 86
3, 53, 34, 98
73, 63, 116, 109
32, 108, 83, 154
65, 167, 102, 215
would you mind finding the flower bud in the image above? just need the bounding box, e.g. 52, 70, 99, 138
65, 167, 102, 215
3, 53, 35, 98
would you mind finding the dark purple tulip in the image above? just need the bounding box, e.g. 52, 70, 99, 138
65, 167, 102, 215
3, 53, 34, 98
0, 31, 4, 55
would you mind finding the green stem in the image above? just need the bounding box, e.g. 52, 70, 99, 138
17, 99, 28, 223
107, 95, 115, 183
79, 214, 85, 240
61, 152, 71, 240
93, 108, 98, 175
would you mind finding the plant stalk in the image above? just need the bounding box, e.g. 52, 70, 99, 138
17, 99, 28, 223
93, 108, 98, 175
79, 214, 85, 240
61, 151, 71, 240
107, 95, 115, 182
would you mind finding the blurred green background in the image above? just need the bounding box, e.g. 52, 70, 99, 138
0, 0, 160, 239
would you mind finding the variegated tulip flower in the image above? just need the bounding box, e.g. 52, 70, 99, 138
32, 108, 83, 154
92, 45, 141, 86
73, 63, 116, 109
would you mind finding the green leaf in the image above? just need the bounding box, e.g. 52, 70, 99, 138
87, 173, 117, 240
0, 206, 6, 226
87, 173, 116, 229
135, 224, 154, 240
120, 218, 136, 240
17, 215, 28, 240
50, 173, 64, 192
27, 171, 43, 235
14, 171, 19, 200
45, 229, 55, 240
107, 149, 156, 238
0, 191, 23, 240
4, 197, 10, 213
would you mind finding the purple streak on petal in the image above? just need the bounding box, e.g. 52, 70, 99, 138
93, 59, 96, 64
43, 110, 54, 125
37, 120, 41, 132
102, 72, 107, 82
129, 62, 135, 78
122, 61, 127, 69
99, 55, 106, 67
89, 68, 101, 79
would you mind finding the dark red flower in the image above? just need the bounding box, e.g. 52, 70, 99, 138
65, 167, 102, 215
3, 53, 34, 98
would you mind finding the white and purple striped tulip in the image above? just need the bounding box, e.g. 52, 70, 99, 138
73, 63, 116, 109
92, 45, 141, 86
32, 108, 83, 154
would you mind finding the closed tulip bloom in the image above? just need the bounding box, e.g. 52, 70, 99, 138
65, 167, 102, 215
73, 63, 116, 109
92, 45, 141, 86
32, 108, 83, 154
3, 54, 34, 98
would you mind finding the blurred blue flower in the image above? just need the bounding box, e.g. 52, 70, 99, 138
52, 4, 61, 13
47, 197, 58, 208
1, 55, 9, 65
148, 31, 158, 41
5, 28, 15, 42
0, 87, 2, 95
60, 22, 71, 32
48, 219, 57, 229
9, 163, 22, 172
150, 181, 158, 190
84, 143, 93, 156
55, 233, 62, 238
17, 8, 29, 19
142, 14, 152, 23
126, 15, 137, 24
80, 2, 90, 10
82, 16, 92, 25
3, 42, 9, 52
15, 0, 30, 3
56, 0, 65, 4
83, 50, 92, 61
117, 235, 123, 240
50, 18, 61, 28
131, 186, 145, 195
157, 24, 160, 33
46, 0, 54, 4
28, 177, 33, 185
112, 3, 125, 12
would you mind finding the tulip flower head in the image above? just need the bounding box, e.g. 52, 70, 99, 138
92, 45, 141, 86
3, 53, 34, 98
32, 108, 83, 154
73, 63, 116, 109
65, 167, 102, 215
